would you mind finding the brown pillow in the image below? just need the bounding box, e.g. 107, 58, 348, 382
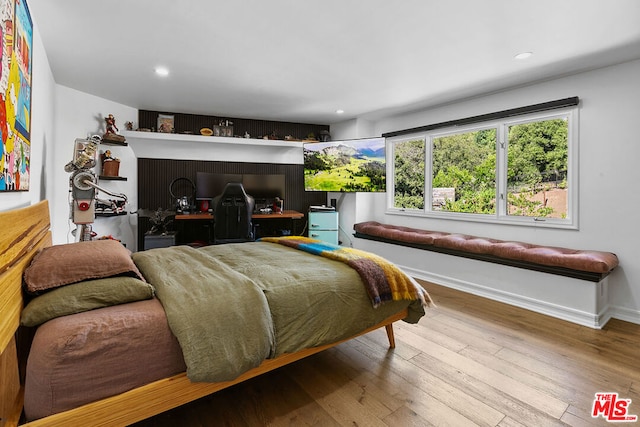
24, 240, 145, 294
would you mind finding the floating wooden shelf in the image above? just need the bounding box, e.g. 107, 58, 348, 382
99, 175, 128, 181
95, 211, 128, 217
101, 138, 128, 146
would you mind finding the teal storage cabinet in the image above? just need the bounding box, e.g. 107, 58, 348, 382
308, 211, 339, 245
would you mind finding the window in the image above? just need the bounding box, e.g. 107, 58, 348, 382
387, 107, 577, 228
505, 117, 569, 220
393, 138, 425, 209
432, 128, 496, 214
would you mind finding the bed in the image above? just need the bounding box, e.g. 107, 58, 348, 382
0, 201, 429, 426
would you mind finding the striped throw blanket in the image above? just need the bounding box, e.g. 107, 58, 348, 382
259, 236, 431, 308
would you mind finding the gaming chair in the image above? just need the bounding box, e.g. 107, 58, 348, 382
212, 182, 255, 244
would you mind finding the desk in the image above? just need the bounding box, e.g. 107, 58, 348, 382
174, 210, 304, 244
174, 210, 304, 221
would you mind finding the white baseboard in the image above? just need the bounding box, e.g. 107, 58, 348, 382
606, 305, 640, 326
401, 265, 612, 329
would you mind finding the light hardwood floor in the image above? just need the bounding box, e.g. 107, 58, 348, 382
132, 281, 640, 426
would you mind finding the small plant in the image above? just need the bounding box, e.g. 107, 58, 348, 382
148, 208, 174, 235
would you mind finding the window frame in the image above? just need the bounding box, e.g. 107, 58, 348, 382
386, 106, 579, 229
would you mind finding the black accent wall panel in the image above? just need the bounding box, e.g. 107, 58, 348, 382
138, 110, 329, 141
137, 158, 327, 249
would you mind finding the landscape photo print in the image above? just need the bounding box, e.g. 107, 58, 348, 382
303, 137, 386, 192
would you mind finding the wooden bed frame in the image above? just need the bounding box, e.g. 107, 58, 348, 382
0, 201, 406, 427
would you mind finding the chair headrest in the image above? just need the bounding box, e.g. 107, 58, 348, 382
221, 182, 248, 196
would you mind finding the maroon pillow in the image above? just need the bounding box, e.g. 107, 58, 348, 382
24, 240, 145, 293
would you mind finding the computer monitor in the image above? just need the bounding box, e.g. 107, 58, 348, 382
195, 172, 242, 200
196, 172, 286, 211
241, 174, 285, 200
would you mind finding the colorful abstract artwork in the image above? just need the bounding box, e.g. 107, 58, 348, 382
0, 0, 32, 191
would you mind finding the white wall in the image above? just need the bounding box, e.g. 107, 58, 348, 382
1, 24, 54, 212
340, 59, 640, 324
4, 16, 141, 249
50, 86, 138, 248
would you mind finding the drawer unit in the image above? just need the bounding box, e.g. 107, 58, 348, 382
308, 211, 339, 245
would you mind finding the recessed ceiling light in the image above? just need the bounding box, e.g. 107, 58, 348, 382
514, 52, 533, 60
154, 66, 170, 76
336, 109, 345, 114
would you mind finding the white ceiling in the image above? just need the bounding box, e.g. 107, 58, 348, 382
29, 0, 640, 125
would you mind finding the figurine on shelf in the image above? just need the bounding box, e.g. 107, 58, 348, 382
101, 150, 121, 177
102, 114, 127, 143
124, 121, 134, 131
105, 114, 119, 134
103, 150, 116, 161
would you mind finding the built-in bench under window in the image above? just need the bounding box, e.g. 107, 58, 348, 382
353, 221, 619, 282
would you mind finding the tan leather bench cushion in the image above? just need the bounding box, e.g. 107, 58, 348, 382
354, 221, 619, 274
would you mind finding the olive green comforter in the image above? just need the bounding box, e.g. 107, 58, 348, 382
132, 242, 425, 383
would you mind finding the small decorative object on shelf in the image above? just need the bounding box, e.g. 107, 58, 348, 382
95, 199, 127, 216
303, 132, 317, 142
101, 150, 121, 177
102, 114, 127, 144
319, 130, 331, 142
264, 130, 281, 140
214, 120, 233, 137
157, 114, 175, 133
124, 121, 134, 131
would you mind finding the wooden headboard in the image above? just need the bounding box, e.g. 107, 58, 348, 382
0, 201, 51, 427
